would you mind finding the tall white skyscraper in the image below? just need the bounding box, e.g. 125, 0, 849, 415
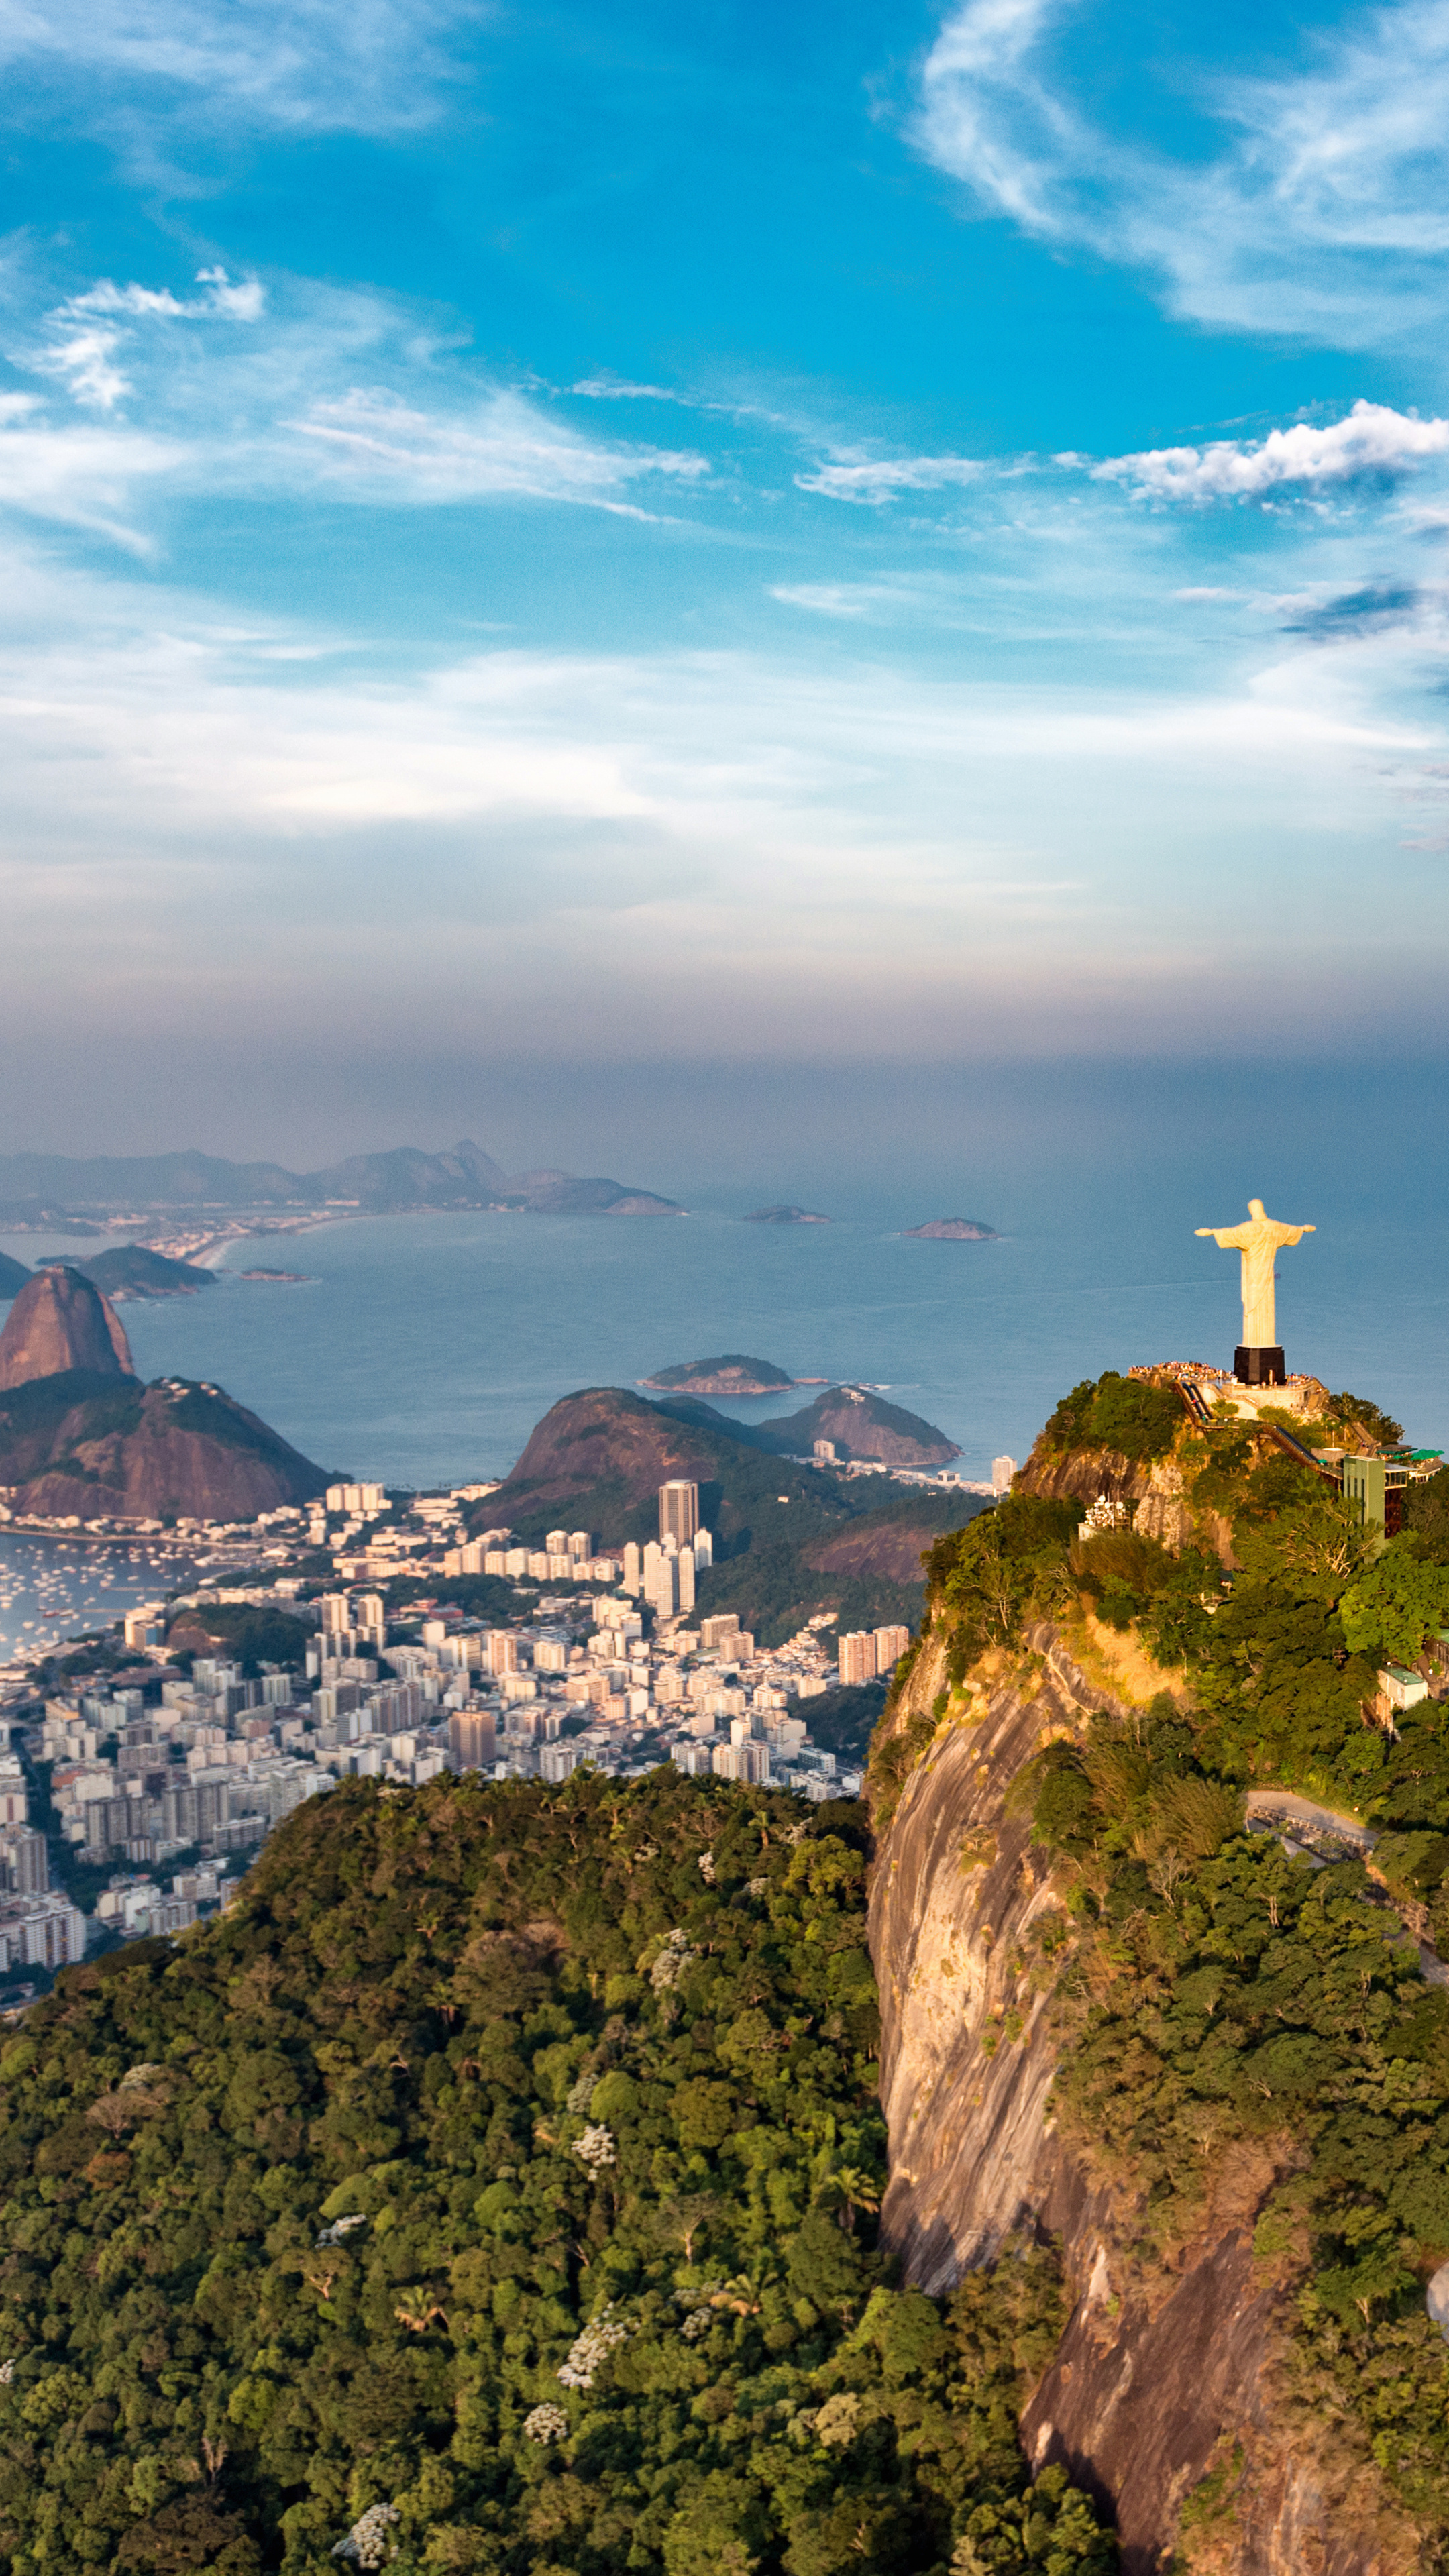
991, 1456, 1018, 1497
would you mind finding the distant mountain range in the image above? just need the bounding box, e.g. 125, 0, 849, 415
0, 1140, 684, 1218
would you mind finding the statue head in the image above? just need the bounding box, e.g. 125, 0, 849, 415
1248, 1197, 1266, 1219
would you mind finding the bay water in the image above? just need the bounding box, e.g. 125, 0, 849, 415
3, 1075, 1447, 1653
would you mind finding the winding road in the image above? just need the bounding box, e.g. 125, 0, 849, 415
1244, 1789, 1376, 1852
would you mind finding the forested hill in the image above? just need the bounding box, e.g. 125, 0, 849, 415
0, 1772, 1112, 2576
478, 1387, 985, 1642
867, 1368, 1449, 2567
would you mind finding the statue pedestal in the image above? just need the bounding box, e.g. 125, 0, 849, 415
1235, 1345, 1286, 1387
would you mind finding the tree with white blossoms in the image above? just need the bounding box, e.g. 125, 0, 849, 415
315, 2212, 368, 2249
557, 2304, 631, 2390
331, 2500, 399, 2567
572, 2122, 616, 2169
649, 1929, 695, 1992
523, 2402, 569, 2444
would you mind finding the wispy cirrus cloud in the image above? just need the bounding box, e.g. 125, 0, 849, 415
0, 396, 183, 547
288, 387, 709, 513
1089, 401, 1449, 502
911, 0, 1449, 345
0, 0, 478, 136
1280, 582, 1431, 641
0, 260, 712, 541
570, 376, 682, 404
795, 452, 986, 504
26, 266, 264, 411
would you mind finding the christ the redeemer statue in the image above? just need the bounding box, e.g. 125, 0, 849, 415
1195, 1197, 1315, 1385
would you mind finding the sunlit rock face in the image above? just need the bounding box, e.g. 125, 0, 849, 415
0, 1266, 133, 1389
869, 1625, 1390, 2576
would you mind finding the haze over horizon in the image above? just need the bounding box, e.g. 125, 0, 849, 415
3, 0, 1448, 1148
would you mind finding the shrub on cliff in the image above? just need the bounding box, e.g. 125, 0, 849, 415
1040, 1373, 1182, 1464
924, 1496, 1079, 1678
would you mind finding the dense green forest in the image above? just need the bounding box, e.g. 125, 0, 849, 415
877, 1377, 1449, 2544
0, 1772, 1111, 2576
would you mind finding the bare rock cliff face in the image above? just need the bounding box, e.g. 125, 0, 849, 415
869, 1630, 1393, 2576
1014, 1443, 1206, 1554
0, 1267, 133, 1389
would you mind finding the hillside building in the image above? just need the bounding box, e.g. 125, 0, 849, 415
659, 1481, 699, 1546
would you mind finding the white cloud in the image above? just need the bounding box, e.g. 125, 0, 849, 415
0, 263, 709, 537
795, 453, 985, 504
0, 0, 476, 136
570, 376, 681, 404
0, 406, 184, 546
1093, 401, 1449, 502
286, 388, 709, 511
3, 539, 1448, 1064
771, 583, 877, 618
912, 0, 1449, 343
24, 266, 264, 411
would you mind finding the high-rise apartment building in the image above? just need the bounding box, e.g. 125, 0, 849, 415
672, 1741, 714, 1776
837, 1631, 877, 1686
643, 1542, 680, 1619
659, 1481, 700, 1547
873, 1625, 911, 1672
700, 1613, 741, 1654
991, 1456, 1018, 1497
486, 1631, 521, 1677
0, 1830, 48, 1896
711, 1739, 770, 1785
448, 1709, 497, 1771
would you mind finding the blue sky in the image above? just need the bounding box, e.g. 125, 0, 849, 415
4, 0, 1449, 1155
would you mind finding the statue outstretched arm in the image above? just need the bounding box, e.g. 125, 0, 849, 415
1195, 1226, 1249, 1248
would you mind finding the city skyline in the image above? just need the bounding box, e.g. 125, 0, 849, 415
4, 0, 1449, 1152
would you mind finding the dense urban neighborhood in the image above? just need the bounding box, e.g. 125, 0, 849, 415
0, 1470, 918, 1978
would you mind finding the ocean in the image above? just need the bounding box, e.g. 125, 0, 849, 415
3, 1065, 1448, 1652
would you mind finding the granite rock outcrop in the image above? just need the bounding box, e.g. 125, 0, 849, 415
0, 1265, 134, 1389
869, 1623, 1403, 2575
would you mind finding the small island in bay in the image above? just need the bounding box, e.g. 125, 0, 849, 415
641, 1353, 798, 1395
904, 1216, 999, 1240
76, 1244, 217, 1300
238, 1267, 313, 1282
743, 1205, 830, 1225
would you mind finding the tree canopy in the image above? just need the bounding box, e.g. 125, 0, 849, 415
0, 1772, 1111, 2576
